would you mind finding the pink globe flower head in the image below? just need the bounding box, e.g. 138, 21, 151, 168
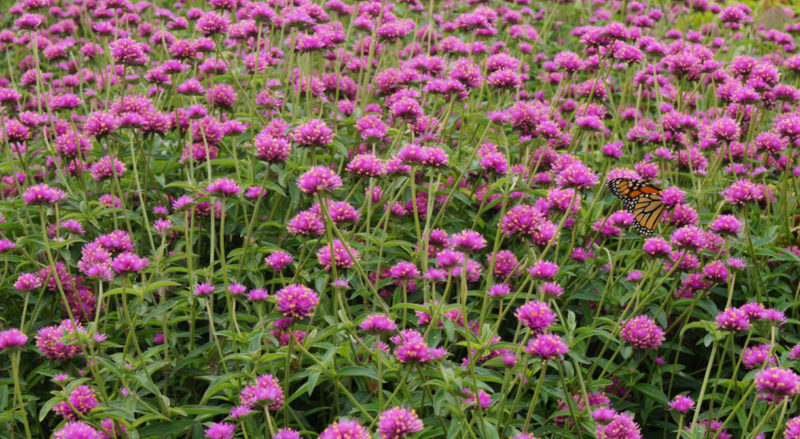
786, 417, 800, 439
204, 422, 235, 439
316, 240, 360, 270
14, 272, 43, 292
742, 344, 776, 370
266, 251, 294, 270
448, 229, 487, 252
296, 166, 342, 196
668, 395, 695, 413
206, 84, 236, 108
389, 261, 420, 280
275, 284, 319, 318
596, 412, 641, 439
53, 385, 98, 419
710, 214, 741, 235
459, 380, 494, 410
23, 184, 68, 205
377, 406, 424, 439
206, 177, 241, 197
91, 156, 127, 181
721, 178, 766, 205
620, 315, 664, 349
292, 119, 334, 147
274, 429, 301, 439
254, 131, 291, 162
320, 418, 371, 439
36, 320, 86, 361
515, 300, 556, 333
391, 329, 446, 364
347, 153, 385, 177
196, 11, 230, 35
239, 374, 284, 410
110, 37, 149, 65
487, 283, 510, 297
54, 421, 99, 439
755, 367, 800, 401
287, 210, 325, 235
0, 328, 28, 350
715, 307, 750, 331
527, 260, 559, 280
525, 333, 569, 360
193, 282, 215, 296
360, 314, 397, 333
111, 252, 149, 274
500, 204, 546, 237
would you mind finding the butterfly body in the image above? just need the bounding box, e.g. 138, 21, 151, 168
607, 178, 666, 235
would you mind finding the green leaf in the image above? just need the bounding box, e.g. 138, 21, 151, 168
336, 366, 379, 381
635, 383, 669, 405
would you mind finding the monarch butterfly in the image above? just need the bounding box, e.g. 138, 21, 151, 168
607, 178, 666, 235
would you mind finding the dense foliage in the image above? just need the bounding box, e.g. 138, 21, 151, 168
0, 0, 799, 438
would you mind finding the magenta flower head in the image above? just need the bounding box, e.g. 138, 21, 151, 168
54, 421, 99, 439
527, 260, 559, 280
194, 283, 215, 296
287, 210, 325, 236
755, 367, 800, 401
596, 412, 641, 439
292, 119, 334, 147
110, 37, 149, 65
669, 395, 695, 413
206, 177, 241, 197
448, 229, 487, 252
275, 284, 319, 318
525, 333, 569, 360
500, 204, 545, 237
710, 214, 741, 235
0, 328, 28, 351
642, 237, 672, 257
255, 131, 291, 163
316, 240, 360, 270
620, 315, 664, 349
206, 84, 236, 108
239, 374, 283, 410
23, 184, 68, 205
515, 300, 556, 333
320, 419, 370, 439
15, 13, 45, 30
721, 178, 766, 205
347, 154, 385, 177
715, 307, 750, 331
36, 320, 85, 360
274, 429, 301, 439
360, 314, 397, 334
462, 388, 491, 410
487, 283, 510, 297
112, 252, 149, 274
786, 417, 800, 439
296, 166, 342, 196
555, 161, 599, 189
53, 385, 98, 419
389, 261, 420, 280
91, 156, 127, 181
205, 422, 235, 439
266, 251, 294, 270
196, 11, 230, 35
14, 272, 42, 292
377, 407, 424, 439
240, 374, 284, 410
391, 329, 446, 364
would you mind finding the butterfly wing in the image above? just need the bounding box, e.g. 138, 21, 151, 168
631, 193, 666, 235
608, 178, 665, 235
